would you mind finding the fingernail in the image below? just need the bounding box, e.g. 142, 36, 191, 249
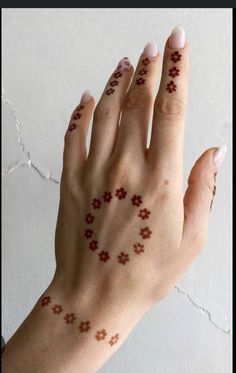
213, 145, 227, 171
116, 57, 132, 72
142, 41, 158, 58
168, 26, 186, 49
80, 90, 92, 104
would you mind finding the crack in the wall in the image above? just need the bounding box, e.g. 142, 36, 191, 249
175, 286, 232, 335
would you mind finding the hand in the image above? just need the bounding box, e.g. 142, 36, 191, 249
3, 26, 227, 373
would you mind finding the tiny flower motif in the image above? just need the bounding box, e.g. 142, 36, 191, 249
109, 333, 119, 346
140, 227, 152, 239
142, 57, 151, 66
168, 66, 180, 77
103, 191, 112, 203
110, 80, 119, 87
113, 71, 123, 79
79, 321, 91, 333
76, 104, 85, 111
171, 51, 182, 63
131, 195, 143, 207
138, 208, 151, 219
89, 240, 98, 251
69, 123, 77, 131
41, 296, 51, 306
136, 77, 145, 85
106, 88, 115, 95
72, 112, 82, 120
117, 252, 129, 265
213, 185, 216, 196
92, 198, 101, 209
52, 304, 63, 314
138, 68, 148, 76
64, 313, 76, 324
85, 213, 95, 224
166, 81, 177, 93
133, 243, 144, 254
99, 250, 110, 262
115, 187, 127, 200
95, 329, 107, 341
84, 228, 93, 239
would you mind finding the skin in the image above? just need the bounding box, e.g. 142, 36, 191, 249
2, 34, 218, 373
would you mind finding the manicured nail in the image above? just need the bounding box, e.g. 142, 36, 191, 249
213, 145, 227, 171
116, 57, 132, 72
80, 90, 92, 104
142, 41, 158, 58
168, 26, 186, 49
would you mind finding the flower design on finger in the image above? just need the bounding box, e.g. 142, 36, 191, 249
109, 333, 119, 346
79, 321, 91, 333
171, 51, 182, 63
72, 112, 82, 120
113, 71, 123, 79
92, 198, 101, 209
84, 229, 93, 239
106, 88, 115, 95
133, 243, 144, 254
89, 240, 98, 251
169, 66, 180, 77
136, 77, 145, 85
76, 104, 85, 111
95, 329, 107, 341
142, 57, 151, 66
52, 304, 63, 314
131, 195, 143, 207
140, 227, 152, 239
117, 252, 129, 265
64, 313, 76, 324
138, 68, 148, 76
99, 250, 110, 262
41, 296, 51, 306
166, 81, 177, 93
69, 123, 77, 131
103, 191, 112, 203
110, 80, 119, 87
138, 208, 151, 219
85, 213, 95, 224
115, 187, 127, 200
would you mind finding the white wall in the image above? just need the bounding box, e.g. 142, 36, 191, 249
2, 8, 232, 373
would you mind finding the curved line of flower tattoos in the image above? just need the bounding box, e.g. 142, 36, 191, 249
166, 50, 182, 93
105, 57, 131, 96
68, 104, 85, 132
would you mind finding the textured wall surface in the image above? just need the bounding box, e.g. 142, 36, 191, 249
2, 8, 232, 373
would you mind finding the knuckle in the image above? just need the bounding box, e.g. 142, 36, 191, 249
154, 97, 185, 123
108, 154, 135, 184
94, 104, 114, 121
123, 90, 153, 113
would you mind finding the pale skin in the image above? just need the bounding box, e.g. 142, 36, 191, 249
2, 27, 226, 373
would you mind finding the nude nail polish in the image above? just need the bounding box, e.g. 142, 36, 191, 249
213, 145, 227, 171
168, 26, 186, 49
142, 41, 158, 58
80, 90, 92, 104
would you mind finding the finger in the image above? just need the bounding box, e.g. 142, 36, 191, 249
87, 58, 134, 166
114, 42, 161, 158
181, 146, 227, 255
149, 26, 189, 175
63, 90, 95, 177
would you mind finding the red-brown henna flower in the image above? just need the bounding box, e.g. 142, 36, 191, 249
131, 195, 143, 207
103, 191, 112, 202
72, 112, 82, 120
171, 51, 182, 63
140, 227, 152, 239
85, 213, 95, 224
109, 333, 119, 346
110, 80, 119, 87
69, 123, 77, 132
84, 229, 93, 239
117, 252, 129, 265
142, 57, 151, 66
41, 296, 51, 306
92, 198, 101, 209
89, 240, 99, 251
136, 77, 145, 85
52, 304, 63, 314
64, 313, 76, 324
76, 104, 85, 111
166, 81, 177, 93
99, 250, 110, 262
138, 208, 151, 219
106, 88, 115, 95
113, 71, 123, 79
95, 329, 107, 341
168, 66, 180, 77
79, 321, 91, 333
138, 68, 148, 76
133, 243, 144, 254
115, 187, 127, 199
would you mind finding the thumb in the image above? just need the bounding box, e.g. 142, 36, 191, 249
182, 145, 227, 252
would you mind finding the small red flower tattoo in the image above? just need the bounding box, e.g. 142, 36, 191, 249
41, 296, 51, 306
110, 80, 119, 87
92, 198, 101, 209
106, 88, 115, 95
84, 228, 93, 239
109, 333, 119, 346
138, 68, 148, 76
131, 195, 143, 207
85, 213, 95, 224
115, 187, 127, 200
69, 123, 77, 132
89, 240, 98, 251
72, 112, 82, 120
136, 77, 146, 85
166, 81, 177, 93
140, 227, 152, 239
113, 71, 123, 79
103, 191, 112, 203
79, 321, 91, 333
133, 243, 144, 254
52, 304, 63, 314
95, 329, 107, 341
171, 51, 182, 63
169, 66, 180, 77
117, 252, 129, 265
64, 313, 76, 324
76, 104, 85, 111
138, 208, 151, 219
142, 57, 150, 66
99, 250, 110, 262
